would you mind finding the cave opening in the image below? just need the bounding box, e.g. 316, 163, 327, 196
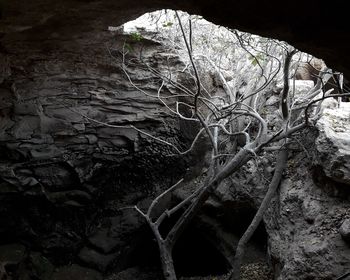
117, 198, 271, 278
121, 222, 230, 278
173, 224, 231, 277
213, 200, 269, 254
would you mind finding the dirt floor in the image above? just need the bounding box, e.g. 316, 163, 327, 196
107, 262, 272, 280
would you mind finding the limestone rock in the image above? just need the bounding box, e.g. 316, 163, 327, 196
208, 130, 350, 280
315, 102, 350, 185
265, 167, 350, 280
278, 79, 314, 94
295, 58, 325, 84
0, 18, 192, 279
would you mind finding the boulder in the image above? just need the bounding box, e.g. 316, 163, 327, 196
78, 247, 119, 272
339, 219, 350, 243
302, 197, 321, 224
88, 228, 120, 254
315, 102, 350, 185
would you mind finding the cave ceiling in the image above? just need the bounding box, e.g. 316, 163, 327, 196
1, 0, 350, 77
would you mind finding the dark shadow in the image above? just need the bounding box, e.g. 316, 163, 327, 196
120, 223, 230, 277
173, 224, 230, 277
205, 200, 269, 253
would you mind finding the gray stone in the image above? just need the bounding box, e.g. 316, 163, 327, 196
13, 102, 38, 116
110, 212, 144, 234
0, 23, 191, 280
105, 267, 161, 280
276, 79, 314, 97
73, 123, 85, 132
85, 134, 98, 144
44, 107, 85, 123
0, 119, 15, 141
339, 219, 350, 243
47, 190, 92, 206
265, 95, 280, 106
0, 89, 13, 110
88, 228, 120, 254
265, 172, 350, 280
301, 239, 329, 257
39, 114, 76, 136
30, 146, 62, 159
51, 264, 102, 280
12, 117, 40, 139
27, 134, 54, 144
302, 198, 321, 223
315, 103, 350, 185
78, 247, 118, 272
33, 164, 76, 191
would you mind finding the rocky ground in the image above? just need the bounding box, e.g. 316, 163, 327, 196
105, 262, 272, 280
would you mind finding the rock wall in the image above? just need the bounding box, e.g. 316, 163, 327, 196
0, 29, 200, 278
205, 92, 350, 279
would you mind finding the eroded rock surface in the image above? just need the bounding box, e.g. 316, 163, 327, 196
197, 86, 350, 279
316, 102, 350, 184
0, 29, 196, 278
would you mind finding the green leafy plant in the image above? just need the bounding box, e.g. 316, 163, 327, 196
162, 21, 173, 27
130, 32, 143, 42
250, 53, 265, 66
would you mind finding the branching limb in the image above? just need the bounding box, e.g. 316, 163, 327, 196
305, 93, 350, 125
229, 147, 288, 280
147, 178, 184, 217
175, 11, 201, 112
281, 48, 297, 122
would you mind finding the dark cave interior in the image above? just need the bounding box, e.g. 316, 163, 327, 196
121, 224, 230, 277
213, 201, 269, 251
119, 201, 269, 278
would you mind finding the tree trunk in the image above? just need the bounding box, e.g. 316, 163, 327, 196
229, 148, 288, 280
167, 146, 253, 245
159, 241, 177, 280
